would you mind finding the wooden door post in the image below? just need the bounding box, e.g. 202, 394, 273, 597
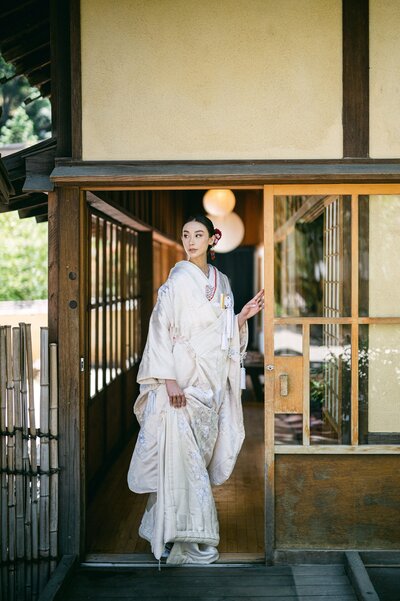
48, 186, 84, 557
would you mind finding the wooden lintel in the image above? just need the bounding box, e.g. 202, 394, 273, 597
18, 202, 48, 219
86, 191, 151, 231
50, 160, 400, 187
0, 192, 48, 212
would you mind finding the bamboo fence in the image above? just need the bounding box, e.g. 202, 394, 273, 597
0, 324, 58, 601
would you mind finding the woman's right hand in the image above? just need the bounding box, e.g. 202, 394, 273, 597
165, 379, 186, 408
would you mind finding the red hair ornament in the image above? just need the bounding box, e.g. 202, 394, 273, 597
210, 228, 222, 260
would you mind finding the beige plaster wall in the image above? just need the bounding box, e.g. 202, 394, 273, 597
368, 196, 400, 317
81, 0, 342, 160
368, 325, 400, 433
368, 196, 400, 432
370, 0, 400, 158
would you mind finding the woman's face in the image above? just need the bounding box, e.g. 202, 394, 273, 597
182, 221, 215, 260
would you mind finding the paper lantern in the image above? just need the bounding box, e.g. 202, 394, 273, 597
203, 189, 236, 216
207, 212, 245, 253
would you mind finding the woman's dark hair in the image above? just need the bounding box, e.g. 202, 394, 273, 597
183, 214, 215, 258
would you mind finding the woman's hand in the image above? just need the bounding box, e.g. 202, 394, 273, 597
238, 289, 264, 328
165, 379, 186, 408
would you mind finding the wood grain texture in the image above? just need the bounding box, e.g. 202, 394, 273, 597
275, 455, 400, 549
274, 356, 303, 414
59, 564, 357, 601
351, 194, 359, 445
57, 186, 82, 556
70, 0, 82, 159
343, 0, 369, 157
50, 161, 400, 188
302, 324, 310, 445
86, 401, 264, 555
47, 191, 59, 345
264, 186, 275, 564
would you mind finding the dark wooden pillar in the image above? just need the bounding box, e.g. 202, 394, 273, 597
138, 231, 153, 350
50, 0, 72, 157
50, 0, 82, 159
343, 0, 369, 157
48, 186, 84, 556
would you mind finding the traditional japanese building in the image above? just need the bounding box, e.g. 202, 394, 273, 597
1, 0, 399, 596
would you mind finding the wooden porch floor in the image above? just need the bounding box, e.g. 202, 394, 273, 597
87, 394, 264, 556
59, 564, 358, 601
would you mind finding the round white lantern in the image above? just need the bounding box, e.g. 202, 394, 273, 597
203, 189, 236, 216
207, 212, 245, 253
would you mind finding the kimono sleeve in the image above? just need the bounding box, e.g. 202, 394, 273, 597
137, 278, 177, 383
223, 273, 249, 355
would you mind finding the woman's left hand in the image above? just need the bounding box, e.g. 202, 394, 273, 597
238, 289, 264, 328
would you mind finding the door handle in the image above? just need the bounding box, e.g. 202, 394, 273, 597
279, 373, 288, 396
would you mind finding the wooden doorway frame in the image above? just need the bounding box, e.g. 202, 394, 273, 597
52, 181, 400, 564
79, 185, 265, 564
263, 184, 400, 564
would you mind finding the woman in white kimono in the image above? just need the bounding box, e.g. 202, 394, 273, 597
127, 214, 264, 564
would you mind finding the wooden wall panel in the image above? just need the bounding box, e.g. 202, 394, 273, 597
105, 379, 122, 456
276, 455, 400, 549
87, 396, 105, 481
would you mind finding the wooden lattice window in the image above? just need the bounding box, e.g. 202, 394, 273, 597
88, 211, 141, 398
323, 197, 343, 435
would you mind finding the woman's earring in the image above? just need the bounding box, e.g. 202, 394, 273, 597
210, 249, 216, 261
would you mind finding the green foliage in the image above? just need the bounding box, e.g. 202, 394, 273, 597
0, 106, 38, 144
0, 212, 47, 301
0, 54, 51, 144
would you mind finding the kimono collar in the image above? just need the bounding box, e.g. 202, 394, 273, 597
173, 260, 213, 282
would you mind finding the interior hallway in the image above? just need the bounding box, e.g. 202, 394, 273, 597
86, 384, 264, 557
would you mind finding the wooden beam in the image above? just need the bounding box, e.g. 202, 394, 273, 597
13, 44, 51, 75
24, 147, 56, 192
34, 554, 77, 601
24, 64, 51, 87
2, 23, 51, 62
0, 192, 48, 212
86, 192, 151, 231
0, 160, 15, 202
343, 0, 369, 157
0, 9, 49, 47
18, 202, 48, 219
50, 160, 400, 187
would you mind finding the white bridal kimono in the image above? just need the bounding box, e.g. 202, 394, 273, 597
127, 260, 248, 563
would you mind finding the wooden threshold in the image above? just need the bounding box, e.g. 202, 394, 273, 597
275, 445, 400, 454
83, 553, 265, 566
